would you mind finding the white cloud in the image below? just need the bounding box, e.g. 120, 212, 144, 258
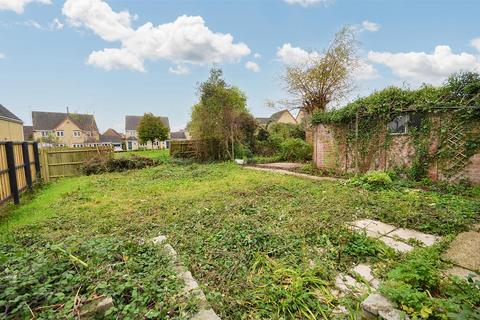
368, 45, 480, 84
245, 61, 260, 72
50, 18, 64, 30
87, 48, 145, 72
276, 43, 321, 65
0, 52, 5, 59
360, 20, 380, 32
254, 53, 261, 59
0, 0, 51, 14
354, 60, 380, 80
471, 38, 480, 52
284, 0, 329, 7
20, 19, 43, 29
169, 65, 190, 75
63, 0, 251, 72
63, 0, 134, 42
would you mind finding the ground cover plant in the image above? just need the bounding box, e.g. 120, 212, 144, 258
1, 161, 479, 318
0, 234, 196, 319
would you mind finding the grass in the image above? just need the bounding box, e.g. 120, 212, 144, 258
1, 161, 479, 318
114, 149, 170, 163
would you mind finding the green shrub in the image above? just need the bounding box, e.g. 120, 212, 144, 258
279, 138, 312, 162
82, 156, 156, 175
349, 171, 393, 190
380, 247, 480, 318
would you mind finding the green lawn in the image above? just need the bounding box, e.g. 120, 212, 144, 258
1, 162, 479, 319
114, 149, 170, 163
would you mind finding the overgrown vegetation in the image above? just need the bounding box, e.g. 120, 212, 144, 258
0, 234, 196, 319
82, 155, 156, 175
254, 122, 311, 162
312, 72, 480, 180
1, 161, 478, 318
380, 246, 480, 319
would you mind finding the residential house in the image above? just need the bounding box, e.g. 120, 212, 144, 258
0, 104, 24, 141
170, 129, 191, 141
32, 111, 100, 147
100, 128, 123, 151
255, 109, 297, 128
125, 115, 170, 150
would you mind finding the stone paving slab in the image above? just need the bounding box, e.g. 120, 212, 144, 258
442, 231, 480, 271
350, 219, 439, 253
151, 235, 221, 319
244, 166, 339, 182
379, 236, 414, 253
352, 264, 380, 289
255, 162, 303, 170
362, 293, 409, 320
335, 273, 369, 297
352, 219, 397, 236
388, 228, 439, 247
444, 266, 480, 281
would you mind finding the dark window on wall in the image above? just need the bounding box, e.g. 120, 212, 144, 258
409, 112, 424, 131
387, 115, 409, 134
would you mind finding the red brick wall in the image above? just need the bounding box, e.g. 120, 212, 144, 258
313, 123, 480, 185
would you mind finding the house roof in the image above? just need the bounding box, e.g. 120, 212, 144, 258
255, 117, 270, 125
170, 131, 187, 140
125, 115, 170, 131
256, 109, 296, 126
23, 126, 34, 140
270, 109, 294, 123
0, 104, 23, 124
100, 128, 123, 143
32, 111, 99, 132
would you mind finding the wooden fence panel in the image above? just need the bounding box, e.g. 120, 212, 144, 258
41, 147, 113, 181
0, 141, 40, 205
0, 144, 10, 202
14, 144, 26, 192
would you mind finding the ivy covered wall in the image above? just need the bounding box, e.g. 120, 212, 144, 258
311, 72, 480, 184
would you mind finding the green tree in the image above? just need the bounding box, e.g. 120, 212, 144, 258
188, 68, 253, 160
138, 113, 168, 144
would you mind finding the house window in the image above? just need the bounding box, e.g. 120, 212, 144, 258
41, 130, 49, 137
55, 130, 64, 137
86, 131, 91, 136
73, 130, 81, 137
387, 115, 409, 135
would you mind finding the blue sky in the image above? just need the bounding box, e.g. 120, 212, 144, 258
1, 0, 480, 132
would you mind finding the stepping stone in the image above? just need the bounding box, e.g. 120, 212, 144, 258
331, 305, 349, 316
444, 266, 480, 281
79, 296, 114, 319
352, 219, 396, 237
152, 235, 167, 244
335, 274, 369, 296
192, 309, 221, 320
442, 231, 480, 271
151, 235, 221, 319
180, 271, 200, 292
388, 228, 439, 247
352, 264, 380, 289
362, 293, 409, 320
379, 236, 413, 253
256, 162, 302, 170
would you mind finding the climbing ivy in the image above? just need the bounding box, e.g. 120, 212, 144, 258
311, 72, 480, 180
